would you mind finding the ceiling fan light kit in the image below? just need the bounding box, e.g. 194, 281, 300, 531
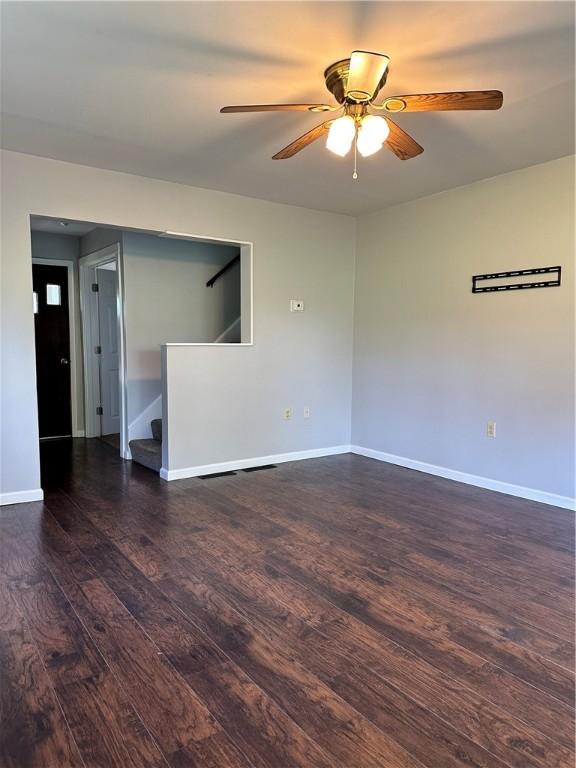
326, 114, 390, 159
221, 50, 503, 177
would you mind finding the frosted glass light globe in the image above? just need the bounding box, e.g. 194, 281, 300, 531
357, 115, 390, 157
326, 115, 356, 157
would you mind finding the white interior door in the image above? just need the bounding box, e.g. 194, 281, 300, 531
97, 266, 120, 435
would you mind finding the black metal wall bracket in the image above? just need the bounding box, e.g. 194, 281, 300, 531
472, 266, 561, 293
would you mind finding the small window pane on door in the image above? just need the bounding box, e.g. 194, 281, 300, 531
33, 292, 39, 314
46, 284, 61, 305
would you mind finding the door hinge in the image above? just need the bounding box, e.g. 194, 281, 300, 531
95, 345, 101, 355
91, 283, 99, 293
96, 406, 103, 415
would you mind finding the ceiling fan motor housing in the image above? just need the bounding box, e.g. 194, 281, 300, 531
324, 58, 389, 104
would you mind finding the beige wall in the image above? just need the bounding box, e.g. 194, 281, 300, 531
352, 156, 575, 499
0, 150, 355, 500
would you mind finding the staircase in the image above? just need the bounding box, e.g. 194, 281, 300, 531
129, 418, 162, 473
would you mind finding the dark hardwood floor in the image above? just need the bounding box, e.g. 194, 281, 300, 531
0, 439, 574, 768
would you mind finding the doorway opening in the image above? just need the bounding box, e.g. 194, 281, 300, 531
79, 245, 128, 459
32, 259, 76, 440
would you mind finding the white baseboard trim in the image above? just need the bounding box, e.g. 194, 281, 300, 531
0, 488, 44, 506
73, 430, 85, 438
350, 445, 575, 511
160, 445, 351, 481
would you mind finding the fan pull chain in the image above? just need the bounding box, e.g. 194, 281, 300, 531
353, 134, 358, 180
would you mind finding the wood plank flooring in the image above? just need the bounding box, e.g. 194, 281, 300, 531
0, 438, 574, 767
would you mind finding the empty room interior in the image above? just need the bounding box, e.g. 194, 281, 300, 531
0, 2, 574, 767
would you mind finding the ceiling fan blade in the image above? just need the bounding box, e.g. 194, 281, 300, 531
380, 90, 503, 113
221, 104, 335, 113
272, 121, 332, 159
345, 51, 390, 102
384, 118, 424, 160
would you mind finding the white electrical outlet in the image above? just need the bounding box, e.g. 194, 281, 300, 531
290, 300, 304, 312
283, 407, 293, 420
487, 421, 496, 438
303, 407, 311, 418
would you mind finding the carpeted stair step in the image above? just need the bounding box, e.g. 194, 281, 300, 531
151, 418, 162, 442
129, 439, 162, 473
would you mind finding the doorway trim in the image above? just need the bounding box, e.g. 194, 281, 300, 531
31, 257, 83, 438
79, 244, 129, 460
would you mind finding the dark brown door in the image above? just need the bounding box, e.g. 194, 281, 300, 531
33, 263, 72, 438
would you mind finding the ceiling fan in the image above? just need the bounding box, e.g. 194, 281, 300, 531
221, 50, 503, 174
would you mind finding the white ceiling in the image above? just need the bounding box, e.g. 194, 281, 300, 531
30, 216, 96, 236
2, 1, 574, 215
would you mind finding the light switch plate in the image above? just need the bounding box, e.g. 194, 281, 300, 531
290, 300, 304, 312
